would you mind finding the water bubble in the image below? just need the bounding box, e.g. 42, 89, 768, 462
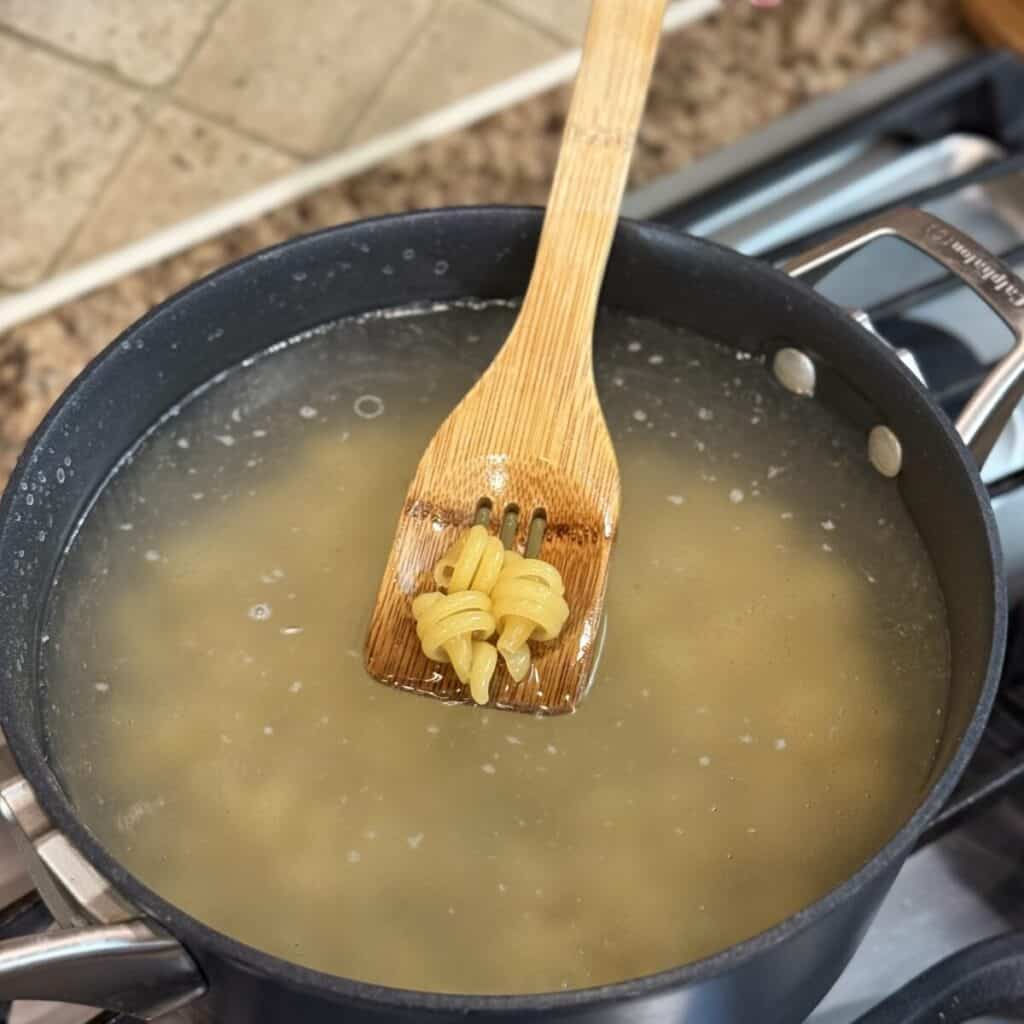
299, 405, 317, 419
144, 549, 161, 562
627, 341, 642, 353
729, 489, 744, 504
381, 264, 394, 276
248, 603, 272, 622
697, 408, 714, 421
632, 409, 648, 423
665, 494, 684, 506
407, 832, 424, 849
214, 434, 236, 447
354, 395, 384, 420
55, 468, 65, 484
698, 755, 711, 767
481, 763, 497, 775
433, 260, 449, 276
402, 248, 416, 261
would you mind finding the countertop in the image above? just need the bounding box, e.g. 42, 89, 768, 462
0, 0, 965, 480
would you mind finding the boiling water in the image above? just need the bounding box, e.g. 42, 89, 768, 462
41, 303, 949, 994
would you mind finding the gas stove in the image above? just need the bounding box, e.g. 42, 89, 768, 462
6, 43, 1024, 1024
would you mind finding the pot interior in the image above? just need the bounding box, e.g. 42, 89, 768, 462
0, 209, 1002, 997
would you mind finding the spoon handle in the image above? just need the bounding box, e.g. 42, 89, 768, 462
509, 0, 667, 378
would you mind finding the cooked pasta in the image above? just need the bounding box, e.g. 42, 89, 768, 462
411, 523, 570, 703
410, 590, 495, 691
492, 551, 570, 680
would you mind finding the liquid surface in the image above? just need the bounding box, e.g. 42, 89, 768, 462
42, 304, 949, 994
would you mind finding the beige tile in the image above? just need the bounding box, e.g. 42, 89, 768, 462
59, 104, 297, 269
350, 0, 563, 143
494, 0, 592, 44
174, 0, 434, 157
0, 37, 144, 289
0, 0, 222, 87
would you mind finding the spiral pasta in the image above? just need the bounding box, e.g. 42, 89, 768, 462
411, 524, 570, 704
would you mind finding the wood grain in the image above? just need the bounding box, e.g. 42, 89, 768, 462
365, 0, 666, 713
961, 0, 1024, 52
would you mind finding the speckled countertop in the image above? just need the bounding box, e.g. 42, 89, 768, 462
1, 0, 966, 479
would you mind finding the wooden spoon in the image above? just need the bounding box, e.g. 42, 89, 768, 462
365, 0, 666, 714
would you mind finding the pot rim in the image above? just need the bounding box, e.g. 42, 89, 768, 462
0, 205, 1007, 1015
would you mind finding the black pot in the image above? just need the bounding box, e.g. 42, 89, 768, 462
0, 205, 1021, 1023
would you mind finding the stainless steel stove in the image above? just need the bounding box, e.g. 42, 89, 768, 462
6, 42, 1024, 1024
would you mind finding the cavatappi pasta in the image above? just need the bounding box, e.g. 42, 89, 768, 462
412, 524, 570, 703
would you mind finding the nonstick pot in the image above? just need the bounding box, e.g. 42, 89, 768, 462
0, 206, 1020, 1023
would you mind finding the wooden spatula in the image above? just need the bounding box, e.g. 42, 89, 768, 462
365, 0, 666, 714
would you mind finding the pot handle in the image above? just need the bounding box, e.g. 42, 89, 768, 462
0, 918, 203, 1018
783, 207, 1024, 469
0, 776, 205, 1019
851, 931, 1024, 1023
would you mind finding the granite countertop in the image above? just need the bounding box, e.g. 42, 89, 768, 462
1, 0, 965, 480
